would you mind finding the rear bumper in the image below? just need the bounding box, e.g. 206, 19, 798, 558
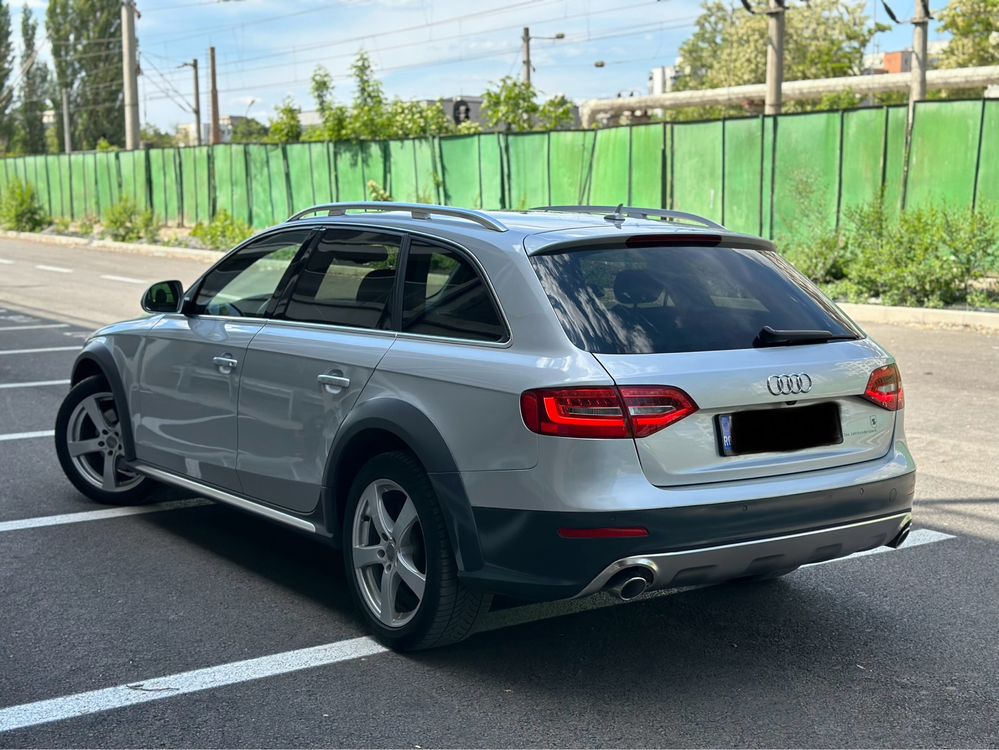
575, 511, 910, 597
459, 470, 916, 601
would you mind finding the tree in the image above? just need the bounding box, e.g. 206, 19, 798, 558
675, 0, 884, 93
46, 0, 124, 151
306, 52, 456, 142
306, 64, 348, 141
268, 97, 302, 143
231, 116, 268, 143
346, 51, 388, 139
140, 124, 177, 148
937, 0, 999, 68
15, 5, 50, 155
0, 2, 13, 151
482, 76, 573, 132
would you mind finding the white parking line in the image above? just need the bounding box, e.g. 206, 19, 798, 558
0, 498, 212, 534
0, 637, 387, 733
0, 430, 55, 442
0, 526, 956, 732
0, 258, 12, 264
0, 323, 69, 332
0, 380, 70, 390
0, 346, 79, 355
35, 265, 72, 274
100, 274, 146, 285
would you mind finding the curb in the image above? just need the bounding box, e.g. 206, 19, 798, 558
839, 302, 999, 332
0, 229, 222, 262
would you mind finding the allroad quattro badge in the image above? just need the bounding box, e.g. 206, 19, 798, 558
767, 373, 812, 396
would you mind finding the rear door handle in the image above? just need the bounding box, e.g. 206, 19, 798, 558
317, 373, 350, 393
213, 354, 238, 374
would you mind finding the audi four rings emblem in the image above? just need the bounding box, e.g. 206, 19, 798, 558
767, 373, 813, 395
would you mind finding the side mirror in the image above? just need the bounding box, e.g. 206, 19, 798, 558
141, 280, 185, 314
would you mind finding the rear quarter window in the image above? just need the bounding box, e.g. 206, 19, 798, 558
530, 245, 860, 354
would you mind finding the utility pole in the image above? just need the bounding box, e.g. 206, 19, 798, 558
182, 59, 202, 146
764, 0, 785, 115
909, 0, 929, 125
61, 88, 72, 153
522, 27, 531, 85
209, 46, 221, 145
121, 0, 141, 150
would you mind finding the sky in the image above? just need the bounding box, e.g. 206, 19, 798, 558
14, 0, 950, 132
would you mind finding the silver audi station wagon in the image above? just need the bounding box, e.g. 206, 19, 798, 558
56, 203, 916, 650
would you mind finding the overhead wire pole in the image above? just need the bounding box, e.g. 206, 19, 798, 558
209, 46, 220, 145
61, 88, 72, 153
909, 0, 929, 125
121, 0, 141, 150
182, 58, 202, 145
764, 0, 785, 115
522, 26, 531, 84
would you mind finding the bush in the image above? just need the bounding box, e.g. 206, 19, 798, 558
0, 178, 48, 232
102, 198, 160, 243
190, 209, 252, 251
783, 196, 999, 308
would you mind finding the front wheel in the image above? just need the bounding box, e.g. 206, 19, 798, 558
55, 376, 153, 505
343, 451, 490, 651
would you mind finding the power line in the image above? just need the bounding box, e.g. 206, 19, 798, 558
213, 0, 663, 77
143, 0, 558, 43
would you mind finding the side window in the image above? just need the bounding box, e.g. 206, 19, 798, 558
402, 240, 506, 342
282, 228, 401, 329
193, 230, 310, 318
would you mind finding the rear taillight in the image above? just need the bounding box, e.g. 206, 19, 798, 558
520, 386, 698, 439
863, 364, 904, 411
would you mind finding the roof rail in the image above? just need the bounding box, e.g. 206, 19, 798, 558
287, 202, 508, 232
532, 205, 725, 231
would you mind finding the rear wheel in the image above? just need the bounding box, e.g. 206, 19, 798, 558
55, 376, 152, 505
343, 451, 490, 651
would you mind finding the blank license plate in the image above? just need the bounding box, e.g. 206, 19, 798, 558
716, 402, 843, 457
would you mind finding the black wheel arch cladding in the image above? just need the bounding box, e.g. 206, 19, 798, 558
322, 397, 484, 572
69, 344, 137, 462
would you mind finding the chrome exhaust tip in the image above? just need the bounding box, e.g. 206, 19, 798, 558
605, 568, 653, 601
888, 523, 912, 549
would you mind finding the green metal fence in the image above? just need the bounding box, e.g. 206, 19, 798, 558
1, 99, 995, 240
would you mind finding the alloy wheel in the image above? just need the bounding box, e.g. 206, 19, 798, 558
66, 392, 143, 493
351, 479, 428, 628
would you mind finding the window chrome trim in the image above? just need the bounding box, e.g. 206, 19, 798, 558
132, 463, 317, 533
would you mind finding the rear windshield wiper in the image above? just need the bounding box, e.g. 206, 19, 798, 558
753, 326, 857, 347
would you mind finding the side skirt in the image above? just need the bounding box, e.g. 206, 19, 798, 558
132, 463, 318, 534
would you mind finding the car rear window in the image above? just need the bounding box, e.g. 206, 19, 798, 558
529, 245, 861, 354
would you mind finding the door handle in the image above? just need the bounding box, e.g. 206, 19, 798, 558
213, 354, 238, 374
317, 373, 350, 394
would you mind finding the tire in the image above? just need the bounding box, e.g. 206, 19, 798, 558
342, 451, 491, 651
55, 375, 153, 506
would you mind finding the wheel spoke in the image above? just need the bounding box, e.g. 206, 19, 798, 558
373, 486, 395, 538
68, 438, 103, 457
360, 483, 388, 538
82, 396, 112, 432
101, 455, 117, 490
394, 498, 419, 541
352, 544, 383, 570
396, 555, 426, 600
379, 567, 399, 625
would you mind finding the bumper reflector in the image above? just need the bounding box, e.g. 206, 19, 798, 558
557, 527, 650, 539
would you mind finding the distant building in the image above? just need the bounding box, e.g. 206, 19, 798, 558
863, 41, 949, 75
176, 115, 252, 146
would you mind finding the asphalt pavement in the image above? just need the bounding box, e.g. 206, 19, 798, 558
0, 237, 997, 748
